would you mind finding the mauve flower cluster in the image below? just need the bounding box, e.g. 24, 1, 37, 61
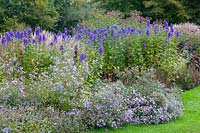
123, 90, 183, 124
83, 81, 127, 128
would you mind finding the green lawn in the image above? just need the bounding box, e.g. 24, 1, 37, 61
89, 86, 200, 133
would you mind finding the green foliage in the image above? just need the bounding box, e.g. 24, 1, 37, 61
175, 66, 200, 90
22, 44, 56, 76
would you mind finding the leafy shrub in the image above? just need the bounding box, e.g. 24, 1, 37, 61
175, 66, 200, 90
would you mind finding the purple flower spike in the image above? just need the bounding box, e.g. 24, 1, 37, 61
164, 19, 168, 31
175, 31, 181, 38
35, 27, 40, 36
168, 32, 173, 39
15, 30, 21, 39
144, 43, 147, 48
64, 27, 68, 35
28, 28, 32, 34
153, 24, 158, 35
106, 25, 110, 30
5, 32, 11, 42
76, 33, 83, 41
53, 34, 57, 42
57, 31, 62, 36
170, 24, 174, 33
93, 29, 98, 34
60, 45, 64, 51
113, 24, 119, 30
72, 28, 76, 36
80, 53, 86, 63
38, 34, 43, 43
99, 27, 106, 33
81, 24, 85, 29
98, 44, 104, 55
23, 29, 28, 37
9, 30, 15, 37
50, 42, 54, 46
89, 33, 95, 41
1, 36, 6, 45
61, 33, 65, 41
146, 20, 151, 29
42, 34, 46, 42
23, 38, 28, 46
31, 38, 36, 44
87, 28, 91, 33
146, 29, 150, 36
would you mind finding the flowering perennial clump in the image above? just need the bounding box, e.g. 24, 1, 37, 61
0, 18, 188, 133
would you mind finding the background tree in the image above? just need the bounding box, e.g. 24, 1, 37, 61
181, 0, 200, 24
93, 0, 199, 25
0, 0, 59, 32
54, 0, 94, 32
